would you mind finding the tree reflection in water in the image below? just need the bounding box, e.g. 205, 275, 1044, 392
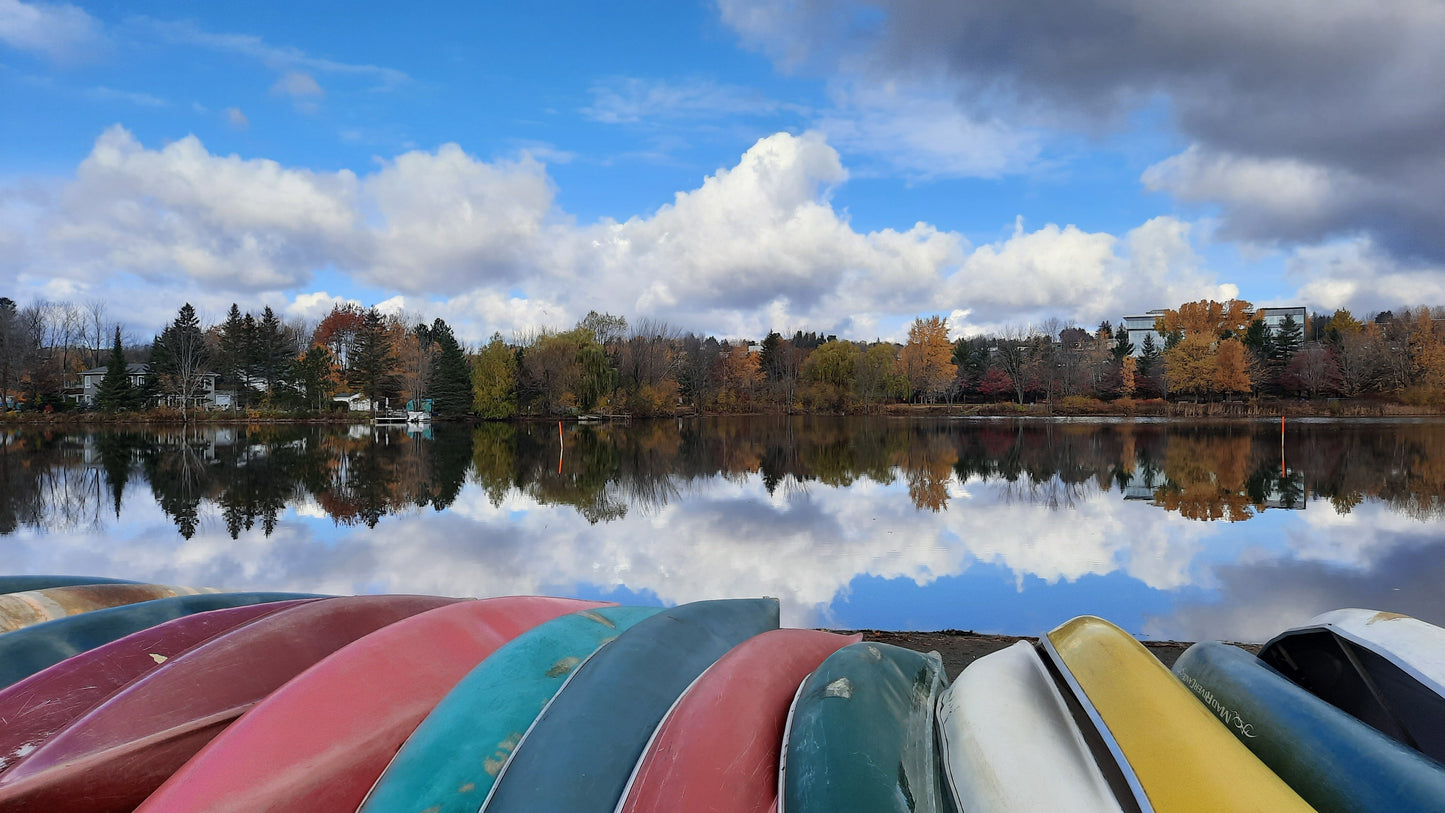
1, 417, 1443, 538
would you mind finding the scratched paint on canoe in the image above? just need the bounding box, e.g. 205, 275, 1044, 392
618, 628, 860, 813
0, 598, 317, 776
136, 596, 605, 813
0, 584, 222, 632
0, 591, 321, 689
481, 598, 780, 813
0, 594, 457, 813
1045, 616, 1312, 813
780, 642, 951, 813
358, 605, 661, 813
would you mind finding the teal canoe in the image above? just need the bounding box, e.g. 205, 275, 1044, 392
0, 592, 321, 688
1177, 641, 1445, 812
480, 598, 780, 813
0, 576, 140, 594
780, 642, 952, 813
358, 605, 661, 813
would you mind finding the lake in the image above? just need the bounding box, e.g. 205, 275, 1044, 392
3, 416, 1443, 642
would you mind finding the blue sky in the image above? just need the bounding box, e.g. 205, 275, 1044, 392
3, 0, 1444, 344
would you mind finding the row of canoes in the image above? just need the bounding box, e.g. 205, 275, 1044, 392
0, 577, 1442, 811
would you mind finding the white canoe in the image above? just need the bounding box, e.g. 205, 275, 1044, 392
1260, 608, 1445, 763
936, 641, 1123, 813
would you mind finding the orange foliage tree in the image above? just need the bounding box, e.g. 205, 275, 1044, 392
898, 315, 957, 402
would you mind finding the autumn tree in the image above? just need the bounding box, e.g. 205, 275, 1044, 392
312, 304, 366, 382
1163, 333, 1217, 400
1213, 338, 1252, 399
801, 339, 858, 411
1155, 298, 1256, 339
898, 316, 957, 403
853, 343, 901, 410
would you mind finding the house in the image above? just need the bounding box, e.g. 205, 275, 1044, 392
74, 363, 224, 409
332, 393, 375, 412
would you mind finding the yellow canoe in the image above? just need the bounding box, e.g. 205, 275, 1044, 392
0, 584, 222, 633
1043, 616, 1315, 812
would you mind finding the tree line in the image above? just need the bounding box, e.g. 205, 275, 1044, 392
2, 295, 1443, 420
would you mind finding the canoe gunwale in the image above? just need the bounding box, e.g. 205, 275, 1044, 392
1264, 621, 1445, 700
1037, 634, 1152, 813
611, 644, 717, 813
772, 671, 812, 813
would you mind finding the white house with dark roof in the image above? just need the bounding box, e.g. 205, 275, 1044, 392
74, 363, 224, 408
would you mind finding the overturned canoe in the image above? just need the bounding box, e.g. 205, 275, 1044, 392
1175, 640, 1445, 813
359, 605, 662, 813
0, 593, 457, 813
1260, 608, 1445, 764
481, 598, 780, 813
937, 640, 1124, 813
0, 584, 223, 632
0, 598, 317, 776
0, 591, 320, 689
1043, 616, 1312, 812
0, 576, 139, 594
136, 596, 604, 813
780, 642, 951, 813
619, 628, 861, 813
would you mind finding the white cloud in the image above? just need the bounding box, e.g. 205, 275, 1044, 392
0, 0, 101, 62
582, 76, 795, 124
1287, 237, 1445, 314
224, 106, 249, 129
87, 86, 168, 107
4, 126, 1245, 342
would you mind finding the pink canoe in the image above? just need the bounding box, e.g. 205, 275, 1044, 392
0, 594, 457, 813
0, 598, 317, 775
617, 628, 862, 813
136, 596, 605, 813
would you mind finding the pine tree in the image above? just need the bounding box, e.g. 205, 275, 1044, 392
151, 303, 210, 421
94, 327, 135, 412
1272, 315, 1303, 364
1138, 333, 1161, 376
350, 308, 398, 411
218, 304, 252, 409
427, 318, 472, 417
254, 306, 290, 397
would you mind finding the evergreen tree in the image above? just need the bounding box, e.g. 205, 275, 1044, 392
94, 327, 135, 412
758, 331, 784, 381
426, 318, 472, 417
254, 306, 290, 396
1138, 333, 1161, 376
350, 308, 398, 410
1271, 315, 1303, 363
150, 303, 211, 421
217, 304, 253, 409
1111, 330, 1135, 363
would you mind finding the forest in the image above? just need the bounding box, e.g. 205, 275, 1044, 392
1, 296, 1443, 420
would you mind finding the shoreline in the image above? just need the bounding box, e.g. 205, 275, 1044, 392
855, 629, 1261, 679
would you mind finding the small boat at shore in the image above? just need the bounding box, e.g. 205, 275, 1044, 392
780, 642, 951, 813
0, 594, 456, 813
136, 596, 601, 813
0, 599, 316, 775
1175, 640, 1445, 812
1042, 616, 1312, 812
360, 605, 662, 813
0, 583, 223, 633
481, 598, 780, 813
0, 591, 321, 689
619, 628, 861, 813
938, 640, 1124, 813
1259, 608, 1445, 765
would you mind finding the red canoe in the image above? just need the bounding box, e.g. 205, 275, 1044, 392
0, 598, 317, 776
135, 596, 605, 813
617, 628, 862, 813
0, 594, 458, 813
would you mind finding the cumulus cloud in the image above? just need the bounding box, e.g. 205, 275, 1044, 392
717, 0, 1445, 263
1287, 237, 1445, 315
0, 0, 101, 62
3, 126, 1235, 341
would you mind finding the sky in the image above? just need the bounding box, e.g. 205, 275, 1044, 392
3, 0, 1445, 345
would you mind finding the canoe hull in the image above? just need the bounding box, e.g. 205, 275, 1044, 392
481, 598, 781, 813
0, 592, 321, 689
780, 642, 951, 813
359, 605, 663, 813
0, 584, 222, 632
136, 596, 605, 813
937, 640, 1122, 813
619, 628, 861, 813
1175, 640, 1445, 812
0, 594, 457, 813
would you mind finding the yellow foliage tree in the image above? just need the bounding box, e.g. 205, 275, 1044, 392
1163, 333, 1217, 398
1155, 298, 1256, 338
1213, 338, 1252, 397
897, 316, 957, 402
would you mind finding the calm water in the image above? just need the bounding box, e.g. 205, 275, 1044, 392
3, 416, 1443, 642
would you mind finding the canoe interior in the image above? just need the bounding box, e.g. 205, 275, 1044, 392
1262, 628, 1445, 764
